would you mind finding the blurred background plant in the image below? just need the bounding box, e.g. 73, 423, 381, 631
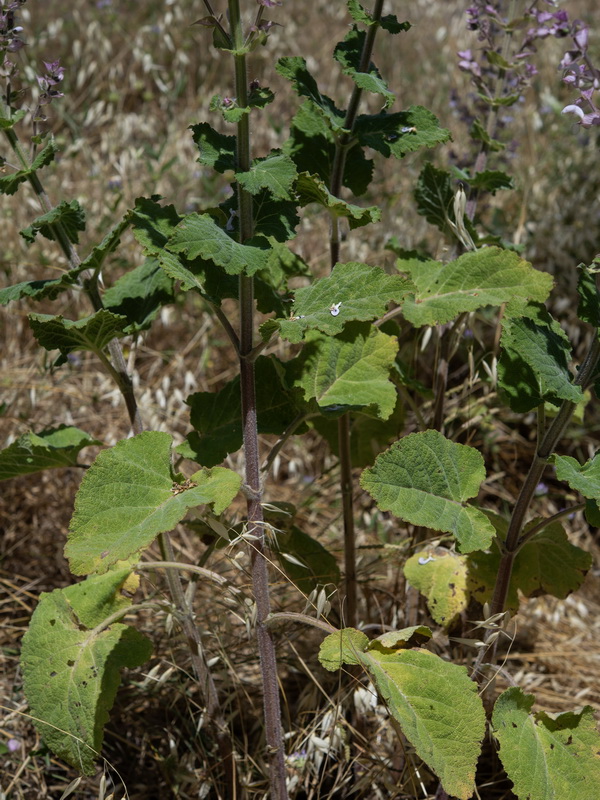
1, 1, 600, 798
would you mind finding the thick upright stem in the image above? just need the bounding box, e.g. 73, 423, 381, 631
328, 0, 386, 628
229, 1, 287, 797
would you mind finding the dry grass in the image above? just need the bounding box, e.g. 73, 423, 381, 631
1, 1, 600, 798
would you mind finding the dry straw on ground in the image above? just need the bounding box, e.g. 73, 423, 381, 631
1, 1, 600, 799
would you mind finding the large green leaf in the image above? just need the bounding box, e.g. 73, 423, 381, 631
0, 137, 58, 195
553, 452, 600, 500
404, 547, 469, 627
354, 106, 451, 159
236, 151, 298, 200
0, 426, 100, 481
492, 688, 600, 800
178, 356, 306, 467
20, 199, 86, 245
361, 430, 494, 553
284, 100, 373, 196
467, 515, 592, 611
576, 264, 600, 327
400, 247, 553, 327
498, 304, 582, 412
319, 628, 485, 800
295, 172, 380, 230
276, 57, 347, 132
334, 27, 395, 108
293, 324, 399, 420
103, 257, 175, 333
28, 310, 129, 362
275, 261, 412, 344
21, 569, 152, 776
65, 431, 241, 575
190, 122, 236, 173
166, 212, 271, 276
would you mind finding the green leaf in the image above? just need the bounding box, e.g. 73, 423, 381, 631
467, 515, 592, 611
276, 57, 347, 131
21, 570, 152, 776
65, 431, 241, 574
354, 106, 451, 159
295, 172, 380, 230
553, 453, 600, 501
0, 275, 78, 305
404, 548, 469, 627
312, 397, 404, 467
360, 430, 494, 553
272, 526, 340, 593
284, 101, 374, 196
166, 212, 271, 276
334, 27, 395, 108
251, 190, 300, 242
401, 248, 554, 327
347, 0, 411, 33
275, 261, 412, 344
236, 151, 298, 200
492, 688, 600, 800
28, 310, 129, 362
103, 258, 175, 333
585, 499, 600, 526
365, 648, 485, 798
577, 264, 600, 327
414, 162, 455, 236
467, 169, 513, 193
318, 628, 369, 670
0, 109, 26, 129
0, 426, 100, 481
131, 196, 182, 255
498, 304, 582, 413
367, 626, 432, 651
178, 356, 306, 467
0, 137, 58, 196
293, 324, 399, 420
469, 117, 505, 151
319, 628, 485, 798
78, 212, 133, 275
190, 122, 236, 173
20, 200, 86, 245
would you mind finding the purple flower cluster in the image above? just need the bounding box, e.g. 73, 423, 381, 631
560, 22, 600, 129
37, 59, 65, 105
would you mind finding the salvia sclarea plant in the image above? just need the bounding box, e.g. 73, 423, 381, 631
1, 0, 600, 797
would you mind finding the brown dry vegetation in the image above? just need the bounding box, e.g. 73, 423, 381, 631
1, 1, 600, 799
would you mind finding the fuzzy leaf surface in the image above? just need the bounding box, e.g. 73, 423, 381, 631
0, 137, 57, 195
576, 265, 600, 327
179, 356, 305, 467
20, 200, 86, 245
276, 261, 412, 343
295, 172, 380, 229
276, 57, 346, 131
347, 0, 410, 33
404, 548, 469, 627
553, 453, 600, 500
319, 628, 369, 671
363, 648, 485, 799
284, 101, 373, 195
414, 162, 455, 236
334, 27, 395, 108
0, 426, 100, 481
400, 248, 553, 327
166, 212, 271, 276
0, 275, 79, 305
293, 325, 399, 420
498, 305, 582, 412
354, 106, 451, 159
492, 687, 600, 800
103, 258, 175, 333
361, 430, 494, 553
21, 570, 152, 776
467, 516, 591, 611
28, 310, 129, 360
190, 122, 236, 172
236, 151, 298, 200
66, 431, 241, 574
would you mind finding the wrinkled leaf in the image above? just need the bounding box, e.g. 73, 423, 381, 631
0, 426, 100, 481
404, 548, 469, 627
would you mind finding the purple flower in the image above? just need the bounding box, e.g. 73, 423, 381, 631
36, 58, 65, 105
7, 738, 20, 752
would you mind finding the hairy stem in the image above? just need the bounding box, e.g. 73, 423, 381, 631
229, 1, 288, 797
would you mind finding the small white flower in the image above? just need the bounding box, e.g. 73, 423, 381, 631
329, 302, 342, 316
